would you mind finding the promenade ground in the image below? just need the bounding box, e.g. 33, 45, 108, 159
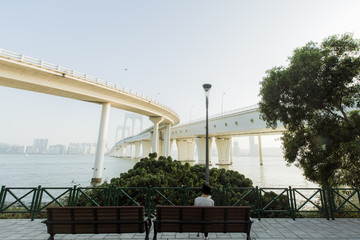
0, 218, 359, 240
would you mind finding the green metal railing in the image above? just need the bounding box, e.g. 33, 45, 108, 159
1, 185, 359, 221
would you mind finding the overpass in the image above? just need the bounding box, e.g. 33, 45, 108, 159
0, 48, 180, 185
108, 105, 285, 165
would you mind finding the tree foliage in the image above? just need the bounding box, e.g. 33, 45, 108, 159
110, 155, 253, 188
259, 33, 360, 187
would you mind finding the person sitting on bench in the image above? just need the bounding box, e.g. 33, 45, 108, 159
194, 183, 214, 240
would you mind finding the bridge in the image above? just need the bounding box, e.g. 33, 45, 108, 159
108, 105, 285, 165
0, 49, 180, 185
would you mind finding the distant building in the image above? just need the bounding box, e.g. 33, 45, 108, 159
67, 143, 82, 155
1, 140, 98, 155
0, 143, 10, 154
3, 145, 26, 154
90, 143, 97, 154
233, 142, 241, 156
33, 139, 49, 154
25, 145, 39, 154
48, 144, 66, 155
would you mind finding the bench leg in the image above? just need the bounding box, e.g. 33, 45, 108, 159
48, 235, 55, 240
152, 229, 157, 240
246, 233, 251, 240
145, 225, 149, 240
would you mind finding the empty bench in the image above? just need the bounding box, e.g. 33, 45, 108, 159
43, 206, 151, 240
153, 205, 253, 240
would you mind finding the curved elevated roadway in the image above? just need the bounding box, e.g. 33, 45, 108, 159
0, 49, 179, 125
0, 49, 180, 185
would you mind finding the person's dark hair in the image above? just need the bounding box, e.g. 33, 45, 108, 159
201, 183, 211, 195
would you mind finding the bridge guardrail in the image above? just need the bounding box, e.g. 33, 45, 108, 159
179, 104, 259, 125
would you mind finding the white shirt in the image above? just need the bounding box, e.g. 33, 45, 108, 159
194, 195, 214, 206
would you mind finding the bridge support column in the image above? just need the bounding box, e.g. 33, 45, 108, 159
118, 144, 125, 158
122, 143, 130, 158
149, 116, 164, 155
159, 140, 164, 157
128, 143, 134, 158
141, 140, 151, 158
163, 124, 172, 157
215, 138, 232, 165
176, 139, 195, 162
91, 102, 111, 186
258, 136, 263, 165
134, 141, 141, 159
195, 137, 212, 166
114, 146, 122, 157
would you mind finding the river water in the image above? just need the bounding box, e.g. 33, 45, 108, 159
0, 154, 317, 188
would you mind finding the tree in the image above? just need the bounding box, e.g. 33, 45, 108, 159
259, 33, 360, 187
78, 155, 289, 217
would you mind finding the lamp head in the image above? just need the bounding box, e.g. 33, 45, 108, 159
203, 83, 212, 92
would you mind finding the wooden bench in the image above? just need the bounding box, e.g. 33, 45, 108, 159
153, 206, 253, 240
43, 206, 151, 240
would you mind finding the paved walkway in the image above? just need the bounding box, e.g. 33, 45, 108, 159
0, 218, 359, 240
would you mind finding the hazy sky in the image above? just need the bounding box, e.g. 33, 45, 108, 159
1, 0, 360, 147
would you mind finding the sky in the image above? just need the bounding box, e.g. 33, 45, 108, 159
1, 0, 360, 148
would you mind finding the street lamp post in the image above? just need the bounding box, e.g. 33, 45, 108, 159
221, 92, 226, 115
203, 83, 212, 184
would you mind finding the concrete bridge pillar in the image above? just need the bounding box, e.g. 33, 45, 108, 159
91, 102, 111, 186
149, 116, 164, 155
114, 146, 122, 157
163, 124, 172, 157
176, 139, 195, 162
141, 140, 151, 158
258, 135, 263, 165
119, 144, 125, 158
215, 137, 232, 165
128, 143, 134, 158
134, 141, 141, 159
159, 140, 164, 157
195, 137, 212, 166
123, 143, 131, 158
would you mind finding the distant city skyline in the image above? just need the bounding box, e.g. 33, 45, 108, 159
1, 1, 359, 147
0, 138, 99, 155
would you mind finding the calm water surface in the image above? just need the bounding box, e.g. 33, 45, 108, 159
0, 154, 317, 188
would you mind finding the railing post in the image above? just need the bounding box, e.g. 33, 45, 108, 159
112, 186, 118, 206
321, 187, 330, 220
327, 187, 335, 220
223, 187, 227, 206
288, 186, 295, 220
68, 185, 78, 206
0, 186, 5, 212
215, 186, 221, 206
256, 186, 261, 220
147, 186, 154, 217
181, 186, 187, 206
31, 185, 42, 221
105, 186, 112, 206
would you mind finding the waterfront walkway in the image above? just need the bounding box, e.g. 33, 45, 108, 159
1, 218, 360, 240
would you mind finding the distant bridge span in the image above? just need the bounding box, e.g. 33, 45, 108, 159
0, 49, 180, 185
109, 105, 285, 165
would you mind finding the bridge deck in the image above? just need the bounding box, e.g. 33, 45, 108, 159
1, 218, 359, 239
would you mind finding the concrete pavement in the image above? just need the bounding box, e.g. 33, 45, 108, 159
0, 218, 359, 240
